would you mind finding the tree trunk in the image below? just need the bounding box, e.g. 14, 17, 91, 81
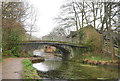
82, 2, 84, 28
107, 3, 115, 61
92, 2, 96, 28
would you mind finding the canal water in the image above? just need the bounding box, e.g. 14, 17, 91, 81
32, 50, 120, 79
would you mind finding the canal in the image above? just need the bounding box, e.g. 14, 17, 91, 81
32, 50, 120, 79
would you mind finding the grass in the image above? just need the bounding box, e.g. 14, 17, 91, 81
72, 52, 113, 63
86, 56, 111, 61
0, 57, 2, 62
22, 59, 41, 79
0, 56, 17, 62
83, 53, 112, 61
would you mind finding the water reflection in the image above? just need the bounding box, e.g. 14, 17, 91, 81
33, 60, 62, 72
33, 50, 44, 56
32, 50, 120, 79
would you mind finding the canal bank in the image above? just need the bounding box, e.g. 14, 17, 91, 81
71, 48, 120, 66
22, 58, 41, 79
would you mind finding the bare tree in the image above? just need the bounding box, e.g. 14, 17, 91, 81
28, 6, 37, 40
23, 3, 38, 40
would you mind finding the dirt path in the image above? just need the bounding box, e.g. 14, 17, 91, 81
2, 58, 25, 79
0, 62, 2, 81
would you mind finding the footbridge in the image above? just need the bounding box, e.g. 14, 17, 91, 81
19, 40, 87, 60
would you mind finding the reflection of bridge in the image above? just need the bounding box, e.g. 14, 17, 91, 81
19, 40, 87, 60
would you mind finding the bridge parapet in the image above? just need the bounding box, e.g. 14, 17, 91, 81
20, 41, 86, 48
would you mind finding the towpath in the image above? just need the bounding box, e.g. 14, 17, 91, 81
2, 58, 24, 79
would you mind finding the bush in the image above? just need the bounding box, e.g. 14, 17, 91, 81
2, 19, 25, 57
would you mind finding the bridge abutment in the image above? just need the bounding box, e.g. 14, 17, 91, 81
61, 46, 74, 60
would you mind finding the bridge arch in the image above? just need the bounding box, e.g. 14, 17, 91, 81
19, 41, 86, 60
48, 44, 74, 60
19, 43, 74, 60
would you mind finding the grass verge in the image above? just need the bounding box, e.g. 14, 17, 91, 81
22, 58, 41, 79
72, 52, 112, 63
82, 53, 112, 61
1, 56, 17, 62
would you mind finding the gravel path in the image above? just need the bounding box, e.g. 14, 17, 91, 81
2, 58, 24, 79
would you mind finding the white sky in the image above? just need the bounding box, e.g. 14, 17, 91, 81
28, 0, 65, 38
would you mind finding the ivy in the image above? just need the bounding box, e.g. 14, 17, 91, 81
79, 31, 84, 44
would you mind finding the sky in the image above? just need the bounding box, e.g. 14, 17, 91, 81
28, 0, 65, 38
